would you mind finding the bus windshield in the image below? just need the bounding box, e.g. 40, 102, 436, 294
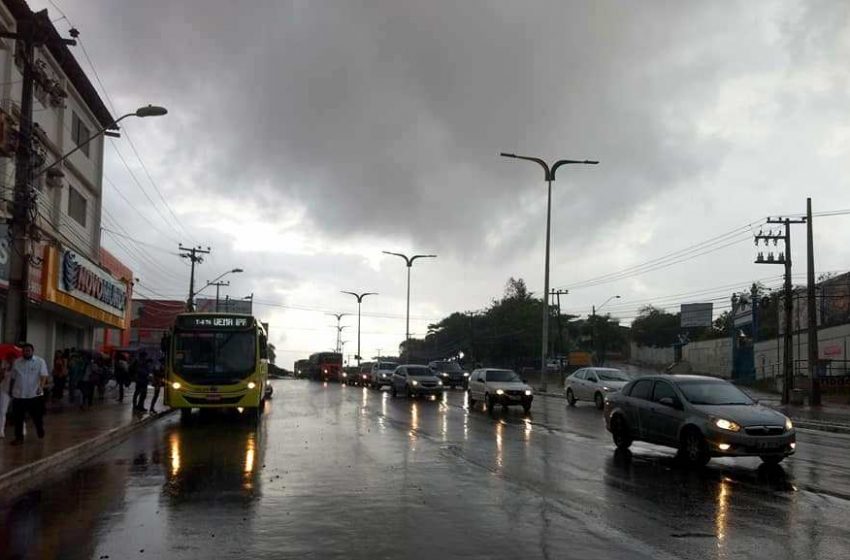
175, 330, 256, 384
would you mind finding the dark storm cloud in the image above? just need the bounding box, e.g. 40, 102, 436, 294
53, 0, 755, 262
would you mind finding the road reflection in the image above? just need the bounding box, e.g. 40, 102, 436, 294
164, 415, 264, 502
715, 477, 730, 552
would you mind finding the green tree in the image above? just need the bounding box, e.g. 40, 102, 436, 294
631, 306, 681, 347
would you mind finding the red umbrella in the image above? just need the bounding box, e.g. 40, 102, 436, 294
0, 344, 23, 361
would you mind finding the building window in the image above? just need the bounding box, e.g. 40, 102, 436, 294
68, 186, 87, 227
71, 112, 90, 157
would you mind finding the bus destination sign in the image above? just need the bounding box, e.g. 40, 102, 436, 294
178, 315, 253, 329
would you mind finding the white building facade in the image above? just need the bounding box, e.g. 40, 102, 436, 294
0, 0, 132, 358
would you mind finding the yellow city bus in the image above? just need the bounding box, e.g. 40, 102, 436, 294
164, 313, 270, 421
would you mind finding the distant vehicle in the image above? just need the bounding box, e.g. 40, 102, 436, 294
164, 313, 270, 422
390, 364, 444, 398
565, 367, 632, 409
428, 360, 469, 389
604, 375, 796, 466
294, 359, 310, 379
308, 352, 343, 382
343, 367, 369, 386
546, 358, 562, 373
369, 361, 398, 389
467, 368, 533, 414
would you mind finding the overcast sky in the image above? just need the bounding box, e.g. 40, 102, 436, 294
33, 0, 850, 367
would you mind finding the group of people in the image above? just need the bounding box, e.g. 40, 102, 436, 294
0, 343, 167, 444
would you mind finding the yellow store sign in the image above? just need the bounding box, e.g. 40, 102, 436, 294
42, 246, 130, 329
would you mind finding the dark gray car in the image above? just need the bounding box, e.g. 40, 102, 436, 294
604, 374, 796, 466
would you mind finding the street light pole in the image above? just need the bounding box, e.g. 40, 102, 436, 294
500, 153, 598, 391
193, 268, 243, 311
327, 313, 349, 353
382, 251, 436, 354
591, 295, 620, 362
342, 291, 378, 366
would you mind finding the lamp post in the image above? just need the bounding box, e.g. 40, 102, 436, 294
193, 268, 243, 311
591, 295, 620, 363
342, 291, 378, 366
382, 251, 436, 352
35, 105, 168, 178
327, 313, 349, 353
500, 153, 598, 391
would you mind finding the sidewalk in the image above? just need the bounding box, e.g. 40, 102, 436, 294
1, 391, 170, 499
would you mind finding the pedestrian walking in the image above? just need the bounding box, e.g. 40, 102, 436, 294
8, 343, 49, 445
132, 352, 151, 412
0, 357, 13, 439
95, 354, 108, 401
149, 361, 166, 414
51, 350, 68, 402
68, 349, 84, 405
80, 354, 99, 408
115, 353, 130, 403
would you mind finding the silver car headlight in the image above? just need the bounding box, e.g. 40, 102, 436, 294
437, 381, 443, 387
714, 418, 742, 432
524, 390, 532, 396
495, 389, 504, 395
411, 380, 418, 386
463, 372, 470, 377
785, 417, 793, 431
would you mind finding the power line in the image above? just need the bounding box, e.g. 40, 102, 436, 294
558, 220, 764, 291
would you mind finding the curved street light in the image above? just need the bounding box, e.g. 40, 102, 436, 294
342, 291, 378, 366
36, 104, 168, 178
194, 268, 244, 311
500, 152, 598, 391
382, 251, 436, 350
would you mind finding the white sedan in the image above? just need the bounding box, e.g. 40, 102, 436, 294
565, 367, 631, 409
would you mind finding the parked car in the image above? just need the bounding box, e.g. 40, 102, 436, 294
565, 367, 632, 410
391, 365, 445, 398
468, 368, 533, 414
604, 374, 796, 466
428, 360, 469, 389
370, 361, 399, 389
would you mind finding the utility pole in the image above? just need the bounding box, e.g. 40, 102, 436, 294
1, 11, 76, 344
807, 198, 821, 406
209, 280, 230, 312
755, 217, 805, 404
551, 289, 568, 359
180, 245, 210, 311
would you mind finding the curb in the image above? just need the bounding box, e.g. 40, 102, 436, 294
0, 409, 175, 501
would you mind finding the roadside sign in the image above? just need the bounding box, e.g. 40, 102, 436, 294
681, 303, 713, 328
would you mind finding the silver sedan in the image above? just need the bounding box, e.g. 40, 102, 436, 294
604, 374, 796, 466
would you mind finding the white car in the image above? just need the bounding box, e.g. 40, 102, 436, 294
370, 361, 398, 389
468, 368, 533, 414
565, 367, 631, 409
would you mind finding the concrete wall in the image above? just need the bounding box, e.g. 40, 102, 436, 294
629, 343, 674, 368
755, 322, 850, 379
683, 338, 732, 378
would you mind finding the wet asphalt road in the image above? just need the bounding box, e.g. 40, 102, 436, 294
2, 379, 850, 560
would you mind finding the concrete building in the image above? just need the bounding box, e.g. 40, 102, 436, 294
0, 0, 132, 357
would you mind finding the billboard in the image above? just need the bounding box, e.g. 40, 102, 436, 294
681, 303, 713, 328
195, 297, 253, 315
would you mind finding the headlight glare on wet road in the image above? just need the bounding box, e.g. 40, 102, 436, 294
171, 382, 181, 390
785, 418, 793, 431
496, 389, 504, 395
714, 418, 742, 432
247, 382, 256, 389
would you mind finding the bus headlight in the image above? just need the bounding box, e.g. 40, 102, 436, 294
247, 382, 256, 390
171, 382, 181, 390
